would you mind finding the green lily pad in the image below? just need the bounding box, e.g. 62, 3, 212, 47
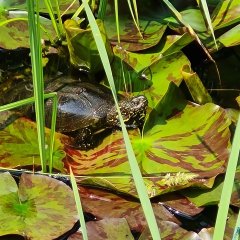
0, 172, 78, 239
0, 11, 56, 49
64, 19, 113, 73
0, 117, 66, 171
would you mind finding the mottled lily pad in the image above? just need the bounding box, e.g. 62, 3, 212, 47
0, 172, 78, 239
104, 14, 167, 51
0, 11, 56, 49
0, 0, 80, 15
64, 101, 231, 197
0, 117, 66, 171
70, 218, 134, 240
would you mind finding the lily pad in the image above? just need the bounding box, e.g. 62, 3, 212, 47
0, 172, 78, 239
138, 221, 202, 240
64, 100, 231, 196
0, 0, 80, 15
0, 11, 56, 49
104, 14, 167, 51
69, 218, 134, 240
77, 186, 181, 232
64, 19, 113, 73
0, 117, 66, 171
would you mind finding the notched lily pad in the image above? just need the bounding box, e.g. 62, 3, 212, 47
0, 172, 78, 239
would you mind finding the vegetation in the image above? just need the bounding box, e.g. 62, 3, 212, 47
0, 0, 239, 239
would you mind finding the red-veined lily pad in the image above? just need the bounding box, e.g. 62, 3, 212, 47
0, 11, 57, 49
69, 218, 134, 240
0, 117, 66, 171
0, 172, 78, 239
77, 186, 182, 232
64, 100, 231, 197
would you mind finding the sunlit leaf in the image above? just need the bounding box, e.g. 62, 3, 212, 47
64, 19, 113, 73
0, 11, 57, 49
0, 0, 80, 14
181, 64, 212, 104
0, 117, 66, 171
0, 172, 78, 239
218, 24, 240, 47
104, 14, 167, 51
211, 0, 240, 30
77, 186, 181, 232
70, 218, 134, 240
138, 221, 202, 240
64, 101, 231, 196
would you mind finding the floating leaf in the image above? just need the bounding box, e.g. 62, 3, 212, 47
64, 19, 113, 73
0, 11, 57, 49
0, 172, 78, 239
77, 186, 181, 232
104, 14, 167, 51
64, 102, 231, 196
0, 0, 80, 15
0, 117, 66, 171
70, 218, 134, 240
138, 221, 202, 240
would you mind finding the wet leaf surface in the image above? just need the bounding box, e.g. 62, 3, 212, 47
0, 172, 78, 239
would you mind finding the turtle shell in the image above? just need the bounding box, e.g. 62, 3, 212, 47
45, 82, 115, 132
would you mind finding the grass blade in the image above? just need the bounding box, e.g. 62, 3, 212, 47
27, 0, 47, 172
98, 0, 108, 20
81, 1, 161, 239
213, 115, 240, 240
199, 0, 218, 50
43, 0, 62, 40
233, 212, 240, 240
69, 167, 88, 240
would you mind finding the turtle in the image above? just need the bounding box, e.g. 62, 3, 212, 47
44, 79, 148, 149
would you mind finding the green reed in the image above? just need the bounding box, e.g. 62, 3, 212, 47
80, 0, 161, 239
70, 167, 88, 240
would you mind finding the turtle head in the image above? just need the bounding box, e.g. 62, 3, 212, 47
107, 95, 148, 128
